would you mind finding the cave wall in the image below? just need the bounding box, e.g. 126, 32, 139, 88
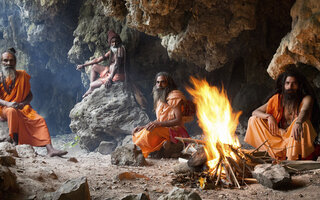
0, 0, 83, 134
1, 0, 319, 136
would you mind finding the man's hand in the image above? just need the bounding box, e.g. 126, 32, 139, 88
6, 102, 19, 109
145, 121, 160, 131
132, 126, 144, 134
76, 64, 84, 71
292, 122, 303, 141
267, 115, 278, 136
105, 79, 112, 88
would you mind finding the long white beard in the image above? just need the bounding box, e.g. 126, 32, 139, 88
1, 65, 16, 81
110, 46, 118, 54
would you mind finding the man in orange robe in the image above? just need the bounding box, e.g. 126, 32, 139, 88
245, 67, 320, 160
0, 48, 67, 157
132, 72, 191, 158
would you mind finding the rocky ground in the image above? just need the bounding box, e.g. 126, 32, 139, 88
2, 134, 320, 200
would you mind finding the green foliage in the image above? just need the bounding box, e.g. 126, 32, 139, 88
64, 135, 80, 149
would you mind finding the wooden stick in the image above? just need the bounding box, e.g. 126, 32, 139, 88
215, 160, 222, 186
250, 139, 268, 154
224, 157, 241, 188
211, 158, 222, 184
174, 137, 206, 145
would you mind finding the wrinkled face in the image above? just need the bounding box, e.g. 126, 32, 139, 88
156, 75, 168, 89
111, 38, 116, 48
284, 76, 299, 93
1, 52, 16, 69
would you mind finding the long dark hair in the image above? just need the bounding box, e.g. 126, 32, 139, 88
154, 72, 177, 92
268, 65, 320, 133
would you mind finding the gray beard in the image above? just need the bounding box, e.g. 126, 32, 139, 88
152, 86, 170, 110
1, 65, 16, 81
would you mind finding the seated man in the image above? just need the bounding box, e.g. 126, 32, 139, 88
0, 48, 67, 157
245, 66, 320, 160
132, 72, 191, 158
77, 30, 126, 98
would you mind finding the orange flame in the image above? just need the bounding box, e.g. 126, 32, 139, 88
186, 77, 242, 174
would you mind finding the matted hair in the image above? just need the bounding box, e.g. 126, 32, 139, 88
154, 72, 177, 91
1, 47, 16, 62
269, 65, 320, 133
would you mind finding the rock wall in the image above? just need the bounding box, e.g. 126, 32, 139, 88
0, 0, 83, 134
1, 0, 320, 142
268, 0, 320, 78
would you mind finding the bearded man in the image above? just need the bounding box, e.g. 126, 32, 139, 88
132, 72, 191, 158
245, 66, 320, 160
77, 30, 126, 98
0, 48, 67, 157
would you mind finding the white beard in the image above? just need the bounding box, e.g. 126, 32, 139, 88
1, 65, 16, 81
110, 46, 118, 54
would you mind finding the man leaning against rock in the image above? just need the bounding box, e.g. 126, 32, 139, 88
0, 48, 67, 157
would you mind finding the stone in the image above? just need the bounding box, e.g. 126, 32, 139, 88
187, 147, 207, 170
252, 164, 291, 189
68, 157, 78, 163
44, 176, 90, 200
0, 122, 10, 142
158, 187, 202, 200
111, 144, 147, 166
0, 155, 16, 167
15, 144, 37, 158
267, 0, 320, 78
122, 135, 134, 146
0, 166, 18, 193
97, 141, 116, 155
0, 142, 18, 157
69, 82, 149, 151
121, 193, 150, 200
173, 162, 193, 174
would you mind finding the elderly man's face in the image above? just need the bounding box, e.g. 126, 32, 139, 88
1, 52, 16, 69
156, 75, 168, 89
284, 76, 299, 93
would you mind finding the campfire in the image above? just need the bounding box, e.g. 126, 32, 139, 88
174, 77, 272, 189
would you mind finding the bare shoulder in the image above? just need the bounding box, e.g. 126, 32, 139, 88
302, 95, 313, 104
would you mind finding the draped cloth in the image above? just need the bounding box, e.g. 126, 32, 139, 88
132, 90, 190, 158
0, 70, 51, 146
244, 94, 317, 160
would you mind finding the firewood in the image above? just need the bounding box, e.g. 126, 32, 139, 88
250, 139, 268, 154
174, 137, 206, 145
280, 160, 320, 172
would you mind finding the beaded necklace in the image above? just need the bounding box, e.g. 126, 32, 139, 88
0, 73, 16, 95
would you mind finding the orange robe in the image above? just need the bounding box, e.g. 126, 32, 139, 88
0, 70, 51, 146
132, 90, 190, 157
245, 94, 317, 160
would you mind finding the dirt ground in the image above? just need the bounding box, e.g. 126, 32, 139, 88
3, 148, 320, 200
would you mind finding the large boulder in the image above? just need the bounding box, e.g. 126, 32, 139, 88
0, 122, 10, 142
268, 0, 320, 78
69, 82, 149, 151
44, 176, 90, 200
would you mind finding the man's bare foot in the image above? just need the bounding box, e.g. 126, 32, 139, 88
47, 149, 68, 157
46, 143, 68, 157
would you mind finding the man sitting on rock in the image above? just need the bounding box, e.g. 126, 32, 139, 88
245, 66, 320, 160
77, 30, 126, 98
132, 72, 192, 158
0, 48, 67, 157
